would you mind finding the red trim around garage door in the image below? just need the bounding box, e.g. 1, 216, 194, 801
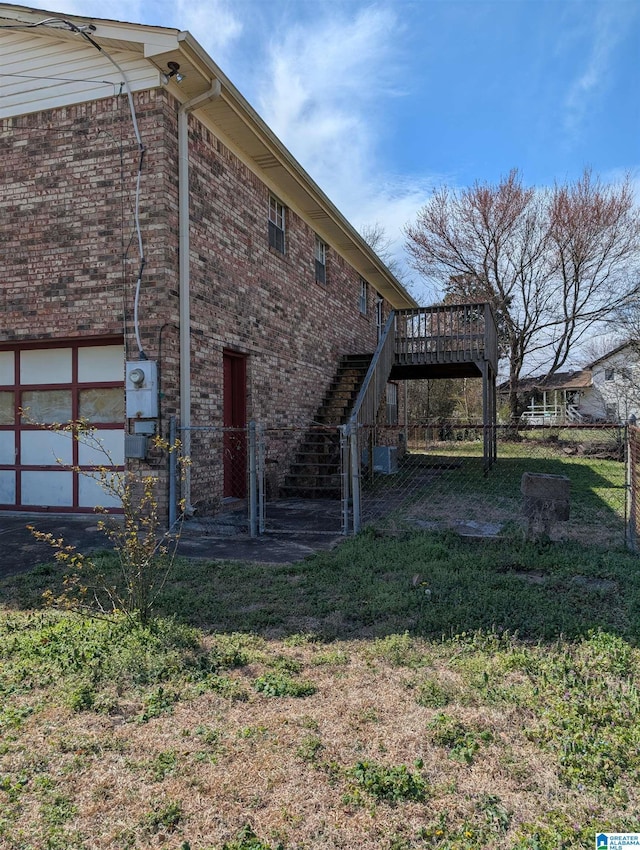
0, 338, 124, 512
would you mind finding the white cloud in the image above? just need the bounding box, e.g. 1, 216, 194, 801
251, 4, 440, 297
563, 2, 633, 142
173, 0, 242, 67
257, 6, 400, 178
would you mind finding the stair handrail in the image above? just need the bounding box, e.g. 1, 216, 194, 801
349, 311, 397, 429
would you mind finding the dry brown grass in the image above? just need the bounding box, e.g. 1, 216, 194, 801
2, 634, 635, 849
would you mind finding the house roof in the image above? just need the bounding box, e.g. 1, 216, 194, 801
0, 3, 418, 309
587, 340, 638, 368
498, 369, 592, 394
498, 341, 640, 395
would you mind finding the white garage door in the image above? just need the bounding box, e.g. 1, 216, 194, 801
0, 341, 124, 511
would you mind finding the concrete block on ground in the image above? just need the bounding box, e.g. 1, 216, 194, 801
521, 472, 570, 529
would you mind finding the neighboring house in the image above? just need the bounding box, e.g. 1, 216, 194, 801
508, 342, 640, 425
0, 4, 497, 517
586, 342, 640, 423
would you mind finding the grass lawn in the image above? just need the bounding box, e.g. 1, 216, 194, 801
1, 528, 639, 849
367, 437, 627, 549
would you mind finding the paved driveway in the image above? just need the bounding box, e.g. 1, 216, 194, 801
0, 513, 343, 580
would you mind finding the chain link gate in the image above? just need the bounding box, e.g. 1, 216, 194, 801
169, 420, 351, 537
257, 425, 349, 536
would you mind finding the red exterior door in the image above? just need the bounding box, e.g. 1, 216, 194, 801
223, 351, 247, 498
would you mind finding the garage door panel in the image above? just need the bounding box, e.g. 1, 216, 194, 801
79, 388, 125, 423
22, 470, 73, 506
0, 393, 14, 425
21, 390, 73, 424
21, 348, 72, 384
0, 471, 15, 503
78, 473, 123, 509
78, 429, 125, 466
0, 433, 15, 465
21, 430, 73, 466
0, 352, 14, 385
78, 345, 124, 382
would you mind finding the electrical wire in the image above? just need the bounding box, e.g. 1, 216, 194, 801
0, 73, 118, 86
0, 17, 85, 29
3, 15, 149, 358
68, 23, 149, 359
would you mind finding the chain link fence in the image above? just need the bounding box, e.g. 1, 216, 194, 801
355, 422, 629, 548
171, 420, 634, 549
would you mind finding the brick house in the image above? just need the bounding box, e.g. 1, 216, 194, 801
0, 3, 418, 515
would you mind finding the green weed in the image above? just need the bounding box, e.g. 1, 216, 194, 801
415, 677, 454, 707
220, 824, 283, 850
41, 793, 77, 826
369, 632, 426, 667
345, 760, 428, 804
138, 686, 180, 722
66, 682, 96, 712
194, 725, 221, 745
524, 632, 640, 794
195, 673, 248, 701
513, 810, 626, 849
295, 734, 324, 764
142, 799, 183, 833
148, 750, 178, 781
427, 713, 493, 764
311, 648, 349, 665
252, 672, 317, 698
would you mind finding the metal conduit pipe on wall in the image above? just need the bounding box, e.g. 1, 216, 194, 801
177, 80, 221, 512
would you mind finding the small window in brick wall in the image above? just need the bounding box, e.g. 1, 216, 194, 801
269, 195, 286, 253
605, 368, 615, 381
386, 382, 399, 426
359, 278, 368, 314
315, 236, 327, 284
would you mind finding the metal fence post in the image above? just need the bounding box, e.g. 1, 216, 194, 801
248, 421, 258, 538
626, 424, 636, 552
340, 425, 350, 535
258, 423, 266, 535
351, 425, 361, 534
168, 416, 177, 530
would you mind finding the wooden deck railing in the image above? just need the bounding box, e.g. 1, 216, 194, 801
349, 312, 397, 429
349, 303, 498, 430
394, 303, 498, 372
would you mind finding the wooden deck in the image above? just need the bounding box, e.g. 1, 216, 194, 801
391, 303, 498, 380
348, 302, 498, 476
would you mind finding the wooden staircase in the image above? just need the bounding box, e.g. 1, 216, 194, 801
280, 354, 372, 498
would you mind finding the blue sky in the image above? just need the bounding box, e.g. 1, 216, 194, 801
47, 0, 640, 295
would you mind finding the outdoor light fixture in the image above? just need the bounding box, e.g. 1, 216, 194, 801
162, 61, 184, 84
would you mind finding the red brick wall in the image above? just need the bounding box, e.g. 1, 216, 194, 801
184, 109, 387, 431
0, 93, 177, 353
1, 89, 396, 512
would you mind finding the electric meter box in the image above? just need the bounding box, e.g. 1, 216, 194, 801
125, 360, 158, 419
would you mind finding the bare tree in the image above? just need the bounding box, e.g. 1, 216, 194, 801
405, 169, 640, 422
360, 221, 413, 291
